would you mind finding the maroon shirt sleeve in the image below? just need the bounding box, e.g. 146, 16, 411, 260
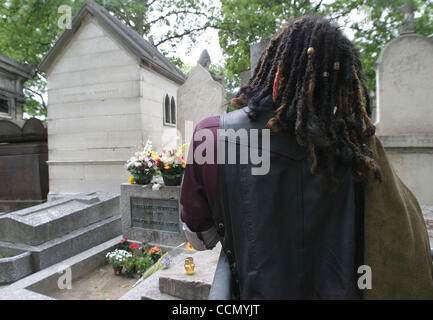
180, 116, 220, 232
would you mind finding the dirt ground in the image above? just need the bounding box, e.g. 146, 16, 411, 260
47, 263, 139, 300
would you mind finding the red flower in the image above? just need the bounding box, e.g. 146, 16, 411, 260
120, 237, 128, 244
129, 243, 139, 249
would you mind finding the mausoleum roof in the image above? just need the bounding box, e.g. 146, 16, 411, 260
39, 0, 186, 84
0, 54, 34, 80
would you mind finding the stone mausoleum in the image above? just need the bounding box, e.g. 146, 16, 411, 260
40, 0, 225, 199
0, 55, 49, 213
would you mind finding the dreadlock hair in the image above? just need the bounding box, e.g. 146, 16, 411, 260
230, 16, 382, 183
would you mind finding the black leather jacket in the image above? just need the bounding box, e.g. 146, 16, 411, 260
212, 96, 364, 299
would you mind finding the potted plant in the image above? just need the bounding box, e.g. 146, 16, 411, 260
126, 140, 158, 185
135, 256, 154, 276
158, 143, 188, 186
106, 249, 132, 275
124, 256, 136, 278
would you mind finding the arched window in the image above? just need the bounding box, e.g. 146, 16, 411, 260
164, 94, 170, 124
163, 95, 176, 126
170, 97, 176, 125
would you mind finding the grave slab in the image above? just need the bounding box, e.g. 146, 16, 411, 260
158, 243, 221, 300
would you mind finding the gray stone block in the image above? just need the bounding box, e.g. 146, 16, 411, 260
121, 183, 186, 246
0, 236, 122, 299
32, 214, 122, 270
0, 248, 33, 285
158, 243, 221, 300
0, 191, 122, 282
0, 191, 119, 246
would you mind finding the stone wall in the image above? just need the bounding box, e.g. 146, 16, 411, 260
139, 66, 179, 150
177, 64, 226, 142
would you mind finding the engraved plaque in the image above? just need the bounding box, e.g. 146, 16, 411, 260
130, 197, 179, 233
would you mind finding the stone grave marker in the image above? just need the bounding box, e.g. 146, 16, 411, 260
121, 183, 186, 247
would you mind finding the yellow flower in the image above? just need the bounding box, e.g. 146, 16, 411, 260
128, 176, 135, 184
181, 160, 186, 168
186, 242, 195, 252
176, 143, 190, 157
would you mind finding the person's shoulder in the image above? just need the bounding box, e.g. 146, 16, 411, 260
195, 116, 220, 131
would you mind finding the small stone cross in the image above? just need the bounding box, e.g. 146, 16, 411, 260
399, 2, 417, 34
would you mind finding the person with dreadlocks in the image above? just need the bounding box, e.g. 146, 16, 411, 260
180, 16, 433, 299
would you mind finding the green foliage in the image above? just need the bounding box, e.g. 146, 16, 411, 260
0, 0, 83, 119
0, 254, 9, 259
0, 0, 214, 118
2, 0, 431, 118
217, 0, 322, 94
323, 0, 433, 91
217, 0, 433, 93
135, 255, 154, 275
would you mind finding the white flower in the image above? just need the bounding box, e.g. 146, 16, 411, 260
152, 183, 161, 191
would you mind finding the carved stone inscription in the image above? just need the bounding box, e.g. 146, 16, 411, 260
130, 197, 179, 233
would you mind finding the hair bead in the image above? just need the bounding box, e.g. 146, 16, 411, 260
333, 62, 340, 70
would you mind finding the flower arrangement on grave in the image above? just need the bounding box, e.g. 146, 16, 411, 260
106, 249, 133, 275
157, 143, 188, 186
106, 238, 169, 279
126, 140, 158, 185
135, 255, 154, 276
147, 246, 162, 263
138, 253, 171, 282
119, 237, 131, 251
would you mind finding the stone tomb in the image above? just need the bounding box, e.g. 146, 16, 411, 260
121, 183, 186, 247
374, 13, 433, 206
0, 191, 121, 284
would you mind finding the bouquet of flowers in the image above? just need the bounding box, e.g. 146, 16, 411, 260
106, 249, 133, 275
135, 253, 171, 283
135, 255, 154, 275
126, 140, 158, 185
147, 246, 162, 263
158, 143, 188, 186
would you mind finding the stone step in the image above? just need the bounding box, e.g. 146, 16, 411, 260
0, 214, 121, 273
0, 191, 119, 246
158, 243, 221, 300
